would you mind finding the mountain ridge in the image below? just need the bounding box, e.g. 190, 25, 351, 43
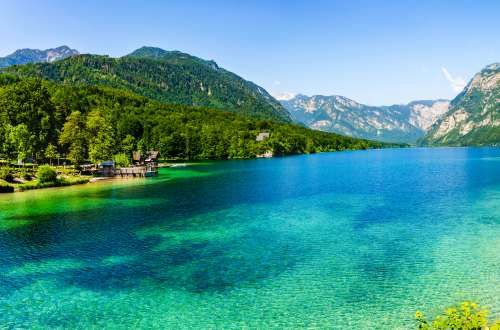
2, 46, 292, 123
0, 46, 79, 68
281, 94, 449, 144
420, 63, 499, 146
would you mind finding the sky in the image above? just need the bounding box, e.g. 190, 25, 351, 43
0, 0, 499, 105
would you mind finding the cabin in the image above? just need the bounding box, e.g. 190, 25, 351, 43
97, 161, 115, 177
129, 151, 159, 177
144, 151, 159, 177
256, 132, 270, 142
133, 151, 142, 165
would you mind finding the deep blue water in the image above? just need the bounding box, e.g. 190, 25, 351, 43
0, 147, 499, 328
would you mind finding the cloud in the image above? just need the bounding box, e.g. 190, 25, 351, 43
273, 81, 281, 86
272, 92, 296, 101
441, 67, 466, 93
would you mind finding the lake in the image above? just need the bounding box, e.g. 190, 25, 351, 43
1, 147, 499, 329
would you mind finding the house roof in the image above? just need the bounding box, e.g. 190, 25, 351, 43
145, 151, 159, 162
99, 161, 115, 166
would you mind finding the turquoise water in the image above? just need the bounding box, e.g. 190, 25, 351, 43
1, 147, 499, 329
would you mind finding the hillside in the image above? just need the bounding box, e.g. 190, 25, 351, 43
0, 74, 396, 164
0, 46, 79, 68
3, 47, 291, 122
280, 94, 449, 144
421, 63, 500, 146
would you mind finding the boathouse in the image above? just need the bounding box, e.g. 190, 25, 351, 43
97, 161, 115, 177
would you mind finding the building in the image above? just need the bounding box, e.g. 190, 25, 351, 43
131, 151, 159, 177
97, 161, 115, 177
256, 132, 270, 142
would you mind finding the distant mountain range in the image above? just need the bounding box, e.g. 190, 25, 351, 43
2, 46, 291, 123
0, 46, 79, 68
420, 63, 499, 146
280, 95, 449, 144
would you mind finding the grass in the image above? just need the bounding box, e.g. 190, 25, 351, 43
15, 177, 90, 191
0, 176, 90, 193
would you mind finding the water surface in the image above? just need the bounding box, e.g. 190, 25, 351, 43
1, 148, 499, 329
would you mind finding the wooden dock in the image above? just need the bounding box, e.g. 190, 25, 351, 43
111, 166, 158, 178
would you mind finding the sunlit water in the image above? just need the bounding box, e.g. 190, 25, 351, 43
1, 148, 499, 329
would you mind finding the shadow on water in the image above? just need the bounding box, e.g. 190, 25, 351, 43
0, 201, 302, 295
1, 148, 499, 298
0, 163, 311, 295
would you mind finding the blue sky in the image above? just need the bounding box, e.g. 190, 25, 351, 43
0, 0, 498, 105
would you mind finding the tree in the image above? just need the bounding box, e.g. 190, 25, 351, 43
0, 78, 56, 161
121, 135, 136, 156
44, 143, 60, 165
8, 124, 32, 163
86, 109, 115, 163
59, 111, 87, 165
113, 153, 131, 168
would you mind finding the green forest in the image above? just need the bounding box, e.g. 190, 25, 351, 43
0, 74, 394, 165
4, 47, 292, 123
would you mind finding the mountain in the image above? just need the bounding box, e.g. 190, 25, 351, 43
3, 46, 291, 122
420, 63, 500, 146
0, 46, 79, 68
280, 94, 449, 144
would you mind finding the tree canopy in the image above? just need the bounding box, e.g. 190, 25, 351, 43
0, 74, 399, 164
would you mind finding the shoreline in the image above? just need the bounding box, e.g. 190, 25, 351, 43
1, 162, 195, 194
3, 147, 498, 194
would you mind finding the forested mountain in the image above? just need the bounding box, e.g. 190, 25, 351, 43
420, 63, 500, 146
3, 47, 291, 122
280, 94, 449, 144
0, 74, 395, 165
0, 46, 79, 68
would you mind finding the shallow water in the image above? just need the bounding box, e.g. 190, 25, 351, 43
1, 147, 499, 329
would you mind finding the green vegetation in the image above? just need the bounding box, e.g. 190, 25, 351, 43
415, 301, 500, 329
0, 183, 14, 193
0, 164, 89, 193
0, 166, 14, 183
3, 47, 292, 122
113, 153, 131, 167
0, 74, 397, 166
36, 165, 57, 183
15, 176, 89, 191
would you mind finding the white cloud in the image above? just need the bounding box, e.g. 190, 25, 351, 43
441, 67, 466, 93
272, 92, 296, 101
273, 81, 281, 86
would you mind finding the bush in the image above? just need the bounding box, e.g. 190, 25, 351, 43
36, 165, 57, 183
113, 153, 131, 167
22, 168, 32, 181
416, 301, 500, 329
0, 167, 14, 183
0, 183, 14, 193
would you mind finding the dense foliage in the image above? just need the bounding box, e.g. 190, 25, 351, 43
0, 183, 14, 193
415, 301, 499, 329
0, 166, 14, 183
36, 165, 57, 183
3, 47, 292, 122
0, 74, 395, 164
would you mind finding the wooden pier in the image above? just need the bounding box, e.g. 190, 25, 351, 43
113, 166, 158, 178
95, 151, 160, 178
